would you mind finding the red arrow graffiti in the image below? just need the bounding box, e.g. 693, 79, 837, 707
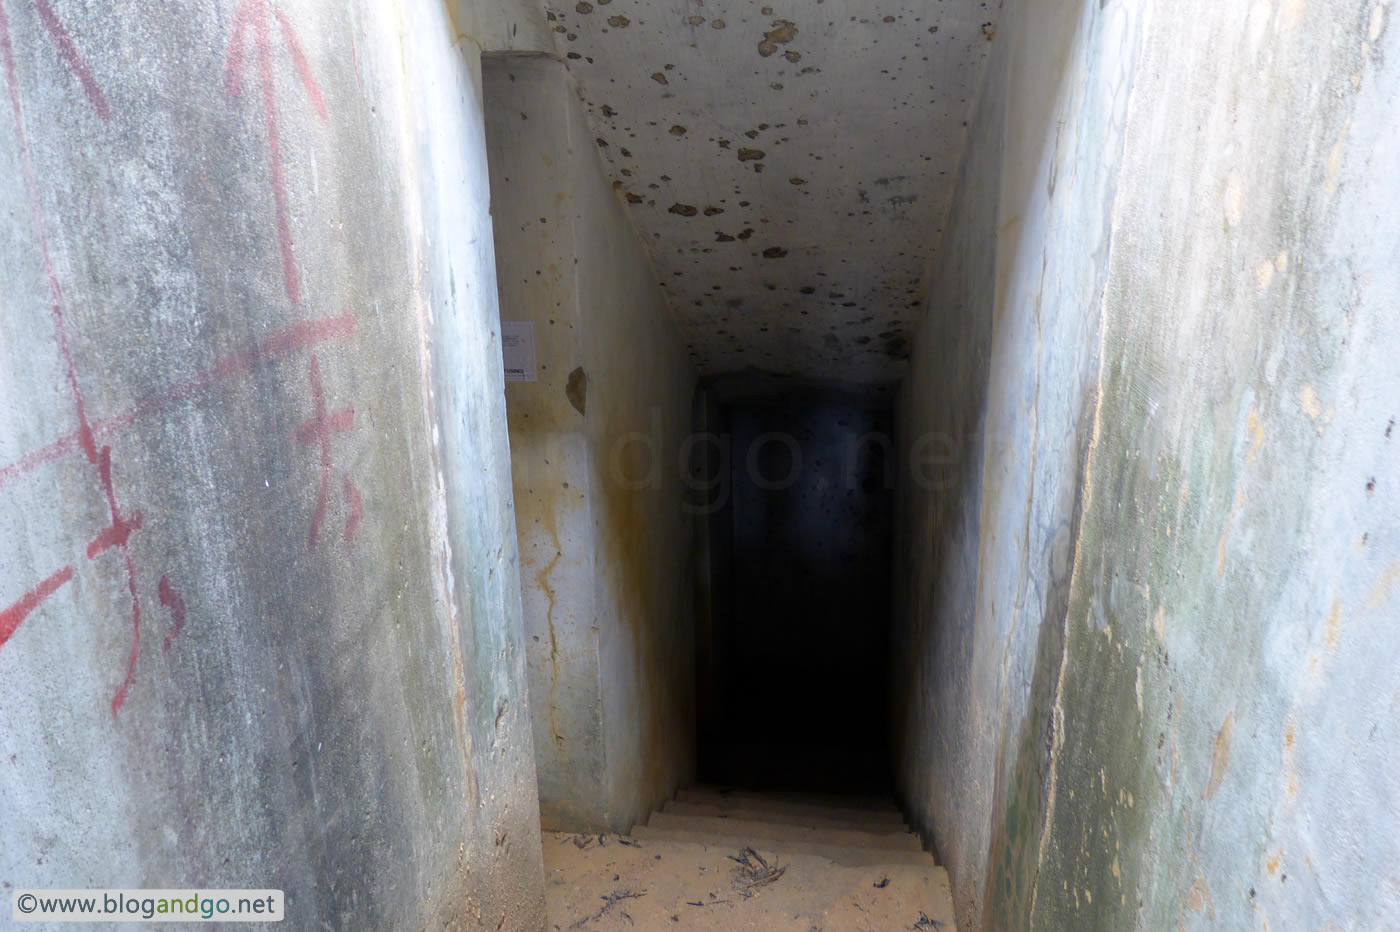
225, 0, 328, 306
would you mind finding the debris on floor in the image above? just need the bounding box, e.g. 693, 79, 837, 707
543, 788, 957, 931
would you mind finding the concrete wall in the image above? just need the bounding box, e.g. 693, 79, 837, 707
894, 0, 1400, 928
0, 1, 545, 928
484, 54, 697, 834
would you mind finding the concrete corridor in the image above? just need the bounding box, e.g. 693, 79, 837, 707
2, 0, 1398, 930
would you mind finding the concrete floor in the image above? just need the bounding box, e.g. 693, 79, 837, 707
543, 789, 956, 931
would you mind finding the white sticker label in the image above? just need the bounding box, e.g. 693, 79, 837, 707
502, 321, 537, 382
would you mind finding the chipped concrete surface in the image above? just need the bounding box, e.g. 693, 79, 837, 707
541, 0, 1001, 383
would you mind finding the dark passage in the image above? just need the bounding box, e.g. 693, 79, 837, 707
694, 385, 896, 796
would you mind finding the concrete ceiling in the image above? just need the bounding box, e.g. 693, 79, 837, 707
541, 0, 1000, 384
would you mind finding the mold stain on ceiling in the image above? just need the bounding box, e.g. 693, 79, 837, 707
544, 0, 1001, 384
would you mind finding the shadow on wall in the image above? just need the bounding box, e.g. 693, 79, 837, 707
889, 0, 1101, 925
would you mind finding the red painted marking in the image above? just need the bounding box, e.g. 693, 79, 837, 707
2, 8, 140, 715
91, 445, 143, 717
158, 575, 185, 653
295, 354, 354, 548
274, 8, 327, 122
342, 475, 361, 544
86, 509, 143, 559
223, 0, 253, 98
0, 565, 72, 650
85, 446, 144, 558
31, 0, 110, 119
293, 406, 353, 445
108, 574, 138, 715
0, 311, 356, 492
0, 1, 95, 466
225, 0, 328, 305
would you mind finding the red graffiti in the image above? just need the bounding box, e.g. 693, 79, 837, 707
0, 565, 72, 650
30, 0, 109, 119
86, 449, 144, 559
0, 311, 360, 707
0, 311, 356, 493
294, 354, 355, 548
158, 575, 186, 653
225, 0, 328, 305
1, 0, 141, 715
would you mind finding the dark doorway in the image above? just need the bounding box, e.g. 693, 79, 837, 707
694, 385, 896, 796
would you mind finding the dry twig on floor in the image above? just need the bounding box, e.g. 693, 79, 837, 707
568, 890, 646, 930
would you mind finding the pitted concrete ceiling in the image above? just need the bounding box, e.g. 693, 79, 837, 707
541, 0, 1000, 384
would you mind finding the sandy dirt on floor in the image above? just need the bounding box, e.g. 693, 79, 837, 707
542, 832, 956, 931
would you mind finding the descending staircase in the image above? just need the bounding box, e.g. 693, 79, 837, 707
542, 787, 957, 930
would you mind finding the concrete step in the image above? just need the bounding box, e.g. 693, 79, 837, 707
645, 811, 924, 851
627, 825, 939, 869
675, 787, 907, 825
545, 830, 957, 930
663, 800, 911, 834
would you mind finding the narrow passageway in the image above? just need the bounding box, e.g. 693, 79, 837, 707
695, 388, 896, 798
484, 0, 1400, 927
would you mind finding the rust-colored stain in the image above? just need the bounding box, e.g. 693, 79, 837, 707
737, 147, 766, 162
758, 19, 798, 56
520, 479, 572, 754
1325, 598, 1342, 650
576, 1, 593, 13
607, 15, 629, 27
669, 124, 687, 136
784, 50, 802, 62
625, 192, 643, 204
1246, 405, 1266, 465
1204, 712, 1234, 799
703, 206, 724, 216
1365, 561, 1400, 612
650, 71, 668, 85
566, 366, 588, 415
789, 176, 807, 185
686, 14, 706, 25
1185, 874, 1214, 919
536, 546, 564, 741
668, 203, 698, 216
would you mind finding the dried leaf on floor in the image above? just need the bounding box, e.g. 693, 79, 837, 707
730, 846, 787, 891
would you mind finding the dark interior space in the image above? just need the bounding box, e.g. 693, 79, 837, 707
694, 386, 897, 796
